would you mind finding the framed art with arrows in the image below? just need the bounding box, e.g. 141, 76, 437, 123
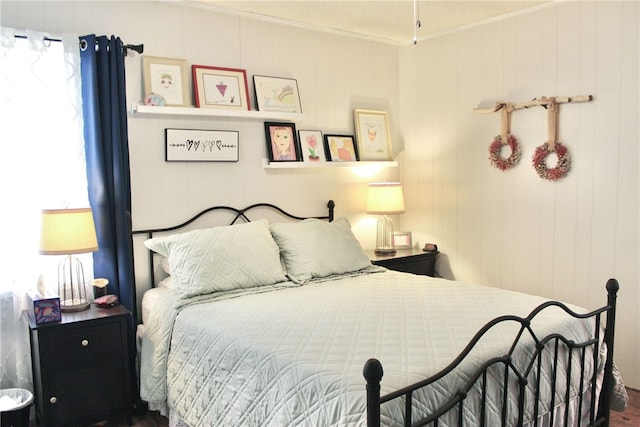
165, 128, 239, 162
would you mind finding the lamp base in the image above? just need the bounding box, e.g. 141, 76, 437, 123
58, 255, 91, 313
374, 215, 396, 256
60, 300, 90, 312
374, 248, 397, 255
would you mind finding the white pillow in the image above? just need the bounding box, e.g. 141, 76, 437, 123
144, 220, 287, 302
157, 276, 174, 290
270, 217, 371, 284
159, 257, 171, 275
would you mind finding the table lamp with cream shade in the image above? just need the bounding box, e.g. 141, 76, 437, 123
39, 207, 98, 312
366, 182, 405, 255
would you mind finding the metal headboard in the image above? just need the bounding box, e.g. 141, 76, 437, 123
132, 200, 335, 292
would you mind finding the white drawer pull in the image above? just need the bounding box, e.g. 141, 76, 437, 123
50, 396, 57, 404
81, 339, 89, 347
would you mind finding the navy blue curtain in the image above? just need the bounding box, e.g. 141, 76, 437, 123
80, 34, 137, 398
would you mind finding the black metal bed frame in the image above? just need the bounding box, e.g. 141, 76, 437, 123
132, 200, 335, 290
364, 278, 619, 427
132, 200, 618, 426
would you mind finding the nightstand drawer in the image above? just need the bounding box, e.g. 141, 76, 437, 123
382, 257, 434, 275
40, 321, 123, 362
368, 249, 439, 277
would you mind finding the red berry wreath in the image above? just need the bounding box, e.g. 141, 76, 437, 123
488, 134, 522, 171
532, 142, 571, 180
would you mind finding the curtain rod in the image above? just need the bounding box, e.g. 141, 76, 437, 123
13, 34, 144, 56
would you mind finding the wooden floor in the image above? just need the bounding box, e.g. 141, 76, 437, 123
610, 387, 640, 426
119, 410, 169, 427
22, 387, 635, 427
115, 388, 639, 426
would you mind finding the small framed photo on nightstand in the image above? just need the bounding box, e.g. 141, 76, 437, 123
392, 231, 412, 249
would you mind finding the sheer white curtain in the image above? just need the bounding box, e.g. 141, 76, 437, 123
0, 27, 90, 389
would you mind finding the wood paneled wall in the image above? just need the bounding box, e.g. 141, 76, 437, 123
3, 0, 637, 389
399, 1, 639, 388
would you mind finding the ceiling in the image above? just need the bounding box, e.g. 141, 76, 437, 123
180, 0, 550, 45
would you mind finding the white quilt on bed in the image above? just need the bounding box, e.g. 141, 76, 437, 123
140, 270, 599, 427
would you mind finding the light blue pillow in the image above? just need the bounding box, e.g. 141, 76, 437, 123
144, 220, 287, 301
270, 217, 371, 283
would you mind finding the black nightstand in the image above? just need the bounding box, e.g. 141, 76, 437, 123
367, 248, 439, 277
29, 305, 132, 427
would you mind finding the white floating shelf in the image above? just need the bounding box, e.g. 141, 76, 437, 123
263, 159, 398, 169
130, 104, 304, 122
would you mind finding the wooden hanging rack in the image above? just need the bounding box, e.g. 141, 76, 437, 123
474, 95, 593, 114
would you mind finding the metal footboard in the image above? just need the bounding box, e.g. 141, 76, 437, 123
364, 279, 619, 427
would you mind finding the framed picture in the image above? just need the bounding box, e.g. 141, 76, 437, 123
354, 109, 393, 160
323, 134, 358, 161
298, 130, 325, 163
264, 122, 302, 162
392, 232, 413, 249
142, 56, 190, 107
253, 75, 302, 114
192, 65, 251, 111
165, 128, 239, 162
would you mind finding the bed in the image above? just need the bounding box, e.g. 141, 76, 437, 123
132, 200, 623, 426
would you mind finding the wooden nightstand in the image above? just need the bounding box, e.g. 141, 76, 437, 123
367, 248, 439, 277
29, 305, 132, 427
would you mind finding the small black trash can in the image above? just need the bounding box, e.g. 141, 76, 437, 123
0, 388, 33, 427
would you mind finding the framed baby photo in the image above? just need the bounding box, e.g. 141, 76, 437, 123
142, 56, 190, 107
264, 122, 302, 162
392, 231, 413, 249
323, 134, 359, 162
192, 65, 251, 111
354, 109, 393, 160
298, 130, 326, 163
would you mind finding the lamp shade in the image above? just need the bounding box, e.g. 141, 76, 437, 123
366, 182, 405, 214
39, 208, 99, 255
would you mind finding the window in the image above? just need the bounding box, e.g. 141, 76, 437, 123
0, 29, 90, 293
0, 28, 89, 389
